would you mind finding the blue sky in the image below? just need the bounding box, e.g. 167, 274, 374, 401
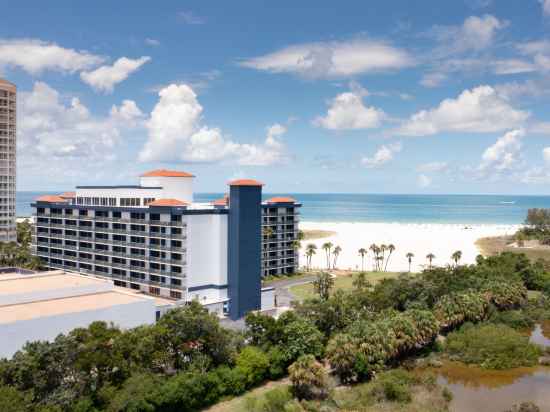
3, 0, 550, 194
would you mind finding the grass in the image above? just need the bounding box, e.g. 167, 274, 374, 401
476, 235, 550, 262
301, 229, 336, 240
289, 271, 403, 301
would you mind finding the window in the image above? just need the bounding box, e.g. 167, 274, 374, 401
170, 290, 182, 299
130, 283, 140, 290
112, 211, 121, 219
171, 278, 182, 286
149, 287, 160, 296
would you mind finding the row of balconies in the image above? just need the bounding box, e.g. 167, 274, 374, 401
35, 212, 185, 226
37, 252, 186, 275
42, 259, 186, 290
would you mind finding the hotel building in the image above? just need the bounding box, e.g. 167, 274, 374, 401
31, 171, 300, 319
0, 79, 16, 242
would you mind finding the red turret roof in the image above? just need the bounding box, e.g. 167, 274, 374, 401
228, 179, 264, 186
141, 169, 194, 178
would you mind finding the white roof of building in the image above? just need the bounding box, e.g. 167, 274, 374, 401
0, 291, 148, 324
0, 271, 107, 296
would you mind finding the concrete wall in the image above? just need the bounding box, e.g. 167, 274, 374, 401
76, 187, 162, 207
0, 299, 155, 359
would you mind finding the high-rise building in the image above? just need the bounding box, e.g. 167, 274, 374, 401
0, 79, 16, 242
30, 170, 301, 319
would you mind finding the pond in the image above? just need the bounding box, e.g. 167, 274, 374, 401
433, 324, 550, 412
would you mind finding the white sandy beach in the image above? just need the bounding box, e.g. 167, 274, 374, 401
299, 221, 522, 273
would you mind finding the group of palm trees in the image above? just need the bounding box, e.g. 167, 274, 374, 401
304, 242, 342, 270
303, 238, 463, 272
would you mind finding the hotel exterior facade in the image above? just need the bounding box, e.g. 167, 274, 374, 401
31, 171, 300, 319
0, 79, 16, 242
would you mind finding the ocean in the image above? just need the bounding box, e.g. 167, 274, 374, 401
17, 191, 550, 224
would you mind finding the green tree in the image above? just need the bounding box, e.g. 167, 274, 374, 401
426, 253, 435, 269
321, 242, 333, 269
384, 244, 395, 272
0, 385, 28, 412
358, 248, 367, 271
313, 272, 334, 300
235, 347, 270, 388
406, 252, 414, 272
332, 245, 342, 269
305, 243, 317, 271
451, 250, 462, 267
279, 315, 324, 363
288, 355, 328, 401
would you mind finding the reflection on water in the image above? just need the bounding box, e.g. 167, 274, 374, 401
435, 362, 550, 412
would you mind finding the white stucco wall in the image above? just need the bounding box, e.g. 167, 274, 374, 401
185, 214, 228, 302
76, 187, 163, 207
140, 176, 194, 203
0, 299, 156, 359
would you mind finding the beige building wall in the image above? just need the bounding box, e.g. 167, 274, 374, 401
0, 79, 16, 242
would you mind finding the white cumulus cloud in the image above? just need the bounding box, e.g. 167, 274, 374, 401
361, 142, 402, 168
80, 56, 151, 93
396, 85, 529, 136
0, 38, 103, 74
240, 39, 414, 78
18, 82, 139, 167
139, 84, 288, 166
314, 91, 386, 130
479, 129, 525, 173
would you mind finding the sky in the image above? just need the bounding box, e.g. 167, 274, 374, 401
3, 0, 550, 194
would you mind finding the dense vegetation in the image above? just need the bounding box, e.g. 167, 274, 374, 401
0, 220, 42, 269
445, 323, 541, 369
1, 251, 549, 411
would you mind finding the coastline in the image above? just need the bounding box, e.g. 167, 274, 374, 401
299, 221, 522, 272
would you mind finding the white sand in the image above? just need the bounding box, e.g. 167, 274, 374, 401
299, 221, 521, 273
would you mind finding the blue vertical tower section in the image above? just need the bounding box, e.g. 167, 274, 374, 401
228, 179, 263, 320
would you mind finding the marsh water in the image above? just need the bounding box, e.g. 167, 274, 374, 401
434, 323, 550, 412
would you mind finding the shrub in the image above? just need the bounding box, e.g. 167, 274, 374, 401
445, 323, 541, 369
244, 386, 293, 412
489, 310, 534, 330
212, 365, 246, 397
369, 370, 414, 403
0, 385, 28, 412
235, 346, 270, 388
266, 346, 288, 380
288, 355, 329, 401
106, 373, 160, 412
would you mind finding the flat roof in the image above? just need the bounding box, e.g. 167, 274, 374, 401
0, 291, 147, 324
0, 273, 107, 296
75, 185, 162, 189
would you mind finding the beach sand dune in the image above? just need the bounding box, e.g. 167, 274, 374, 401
299, 221, 521, 273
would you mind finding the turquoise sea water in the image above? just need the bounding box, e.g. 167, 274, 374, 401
17, 191, 550, 224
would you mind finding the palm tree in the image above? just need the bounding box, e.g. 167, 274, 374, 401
305, 243, 317, 271
369, 244, 378, 271
451, 250, 462, 267
291, 240, 301, 253
384, 244, 395, 272
376, 255, 384, 271
426, 253, 435, 269
332, 245, 342, 269
358, 248, 367, 272
321, 242, 333, 269
406, 252, 414, 272
380, 244, 387, 269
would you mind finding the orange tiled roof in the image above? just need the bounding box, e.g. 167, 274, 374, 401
228, 179, 264, 186
148, 198, 189, 207
141, 169, 194, 178
266, 196, 296, 204
212, 194, 229, 206
36, 195, 68, 203
59, 191, 76, 198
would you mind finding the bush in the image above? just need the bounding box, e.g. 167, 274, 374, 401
288, 355, 329, 401
0, 385, 28, 412
280, 318, 325, 363
489, 310, 534, 330
369, 370, 414, 403
106, 373, 160, 412
244, 386, 293, 412
235, 346, 270, 388
445, 323, 541, 369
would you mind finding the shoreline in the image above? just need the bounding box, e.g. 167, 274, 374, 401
299, 221, 522, 272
